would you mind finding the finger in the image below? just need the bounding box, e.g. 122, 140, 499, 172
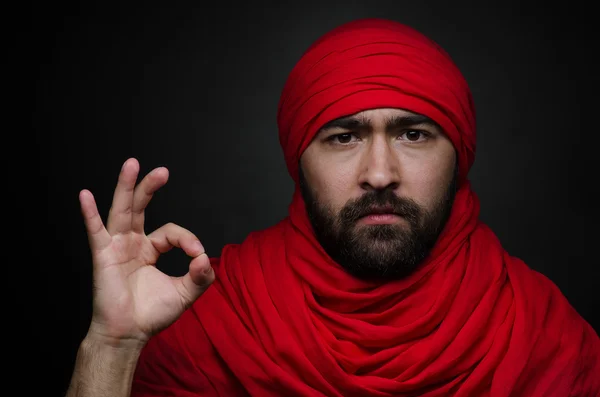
79, 189, 112, 252
175, 254, 215, 307
131, 167, 169, 233
147, 222, 204, 256
187, 254, 214, 288
147, 223, 214, 306
106, 158, 139, 235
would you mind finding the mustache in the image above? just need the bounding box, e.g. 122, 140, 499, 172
339, 189, 422, 225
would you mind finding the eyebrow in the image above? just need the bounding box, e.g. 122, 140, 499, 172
318, 113, 439, 133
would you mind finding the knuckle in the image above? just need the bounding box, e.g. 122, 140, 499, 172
132, 204, 145, 215
163, 222, 192, 236
165, 222, 177, 229
143, 182, 155, 196
89, 220, 104, 236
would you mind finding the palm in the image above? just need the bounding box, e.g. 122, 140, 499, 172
92, 233, 180, 340
80, 158, 214, 343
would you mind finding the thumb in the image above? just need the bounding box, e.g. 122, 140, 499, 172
177, 253, 215, 307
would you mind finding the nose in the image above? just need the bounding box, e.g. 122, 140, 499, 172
358, 135, 400, 191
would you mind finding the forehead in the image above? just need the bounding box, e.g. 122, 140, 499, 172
350, 108, 421, 121
318, 107, 440, 132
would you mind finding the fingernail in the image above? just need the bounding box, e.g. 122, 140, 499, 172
194, 240, 205, 253
203, 266, 213, 275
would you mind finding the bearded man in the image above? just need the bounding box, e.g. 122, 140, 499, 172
66, 18, 600, 397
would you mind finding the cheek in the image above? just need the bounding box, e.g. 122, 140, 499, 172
318, 171, 354, 211
306, 158, 356, 212
401, 150, 455, 208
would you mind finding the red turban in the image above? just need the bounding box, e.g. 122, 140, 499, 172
132, 18, 600, 396
277, 18, 475, 186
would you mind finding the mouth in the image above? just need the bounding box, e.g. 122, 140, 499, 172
358, 206, 402, 225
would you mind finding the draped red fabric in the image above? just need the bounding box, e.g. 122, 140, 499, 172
131, 18, 600, 396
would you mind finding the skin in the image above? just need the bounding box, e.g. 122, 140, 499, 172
299, 107, 457, 279
66, 158, 215, 397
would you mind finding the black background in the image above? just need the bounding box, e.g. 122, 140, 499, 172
25, 1, 597, 395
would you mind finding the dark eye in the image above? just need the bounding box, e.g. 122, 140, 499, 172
337, 133, 353, 143
401, 130, 429, 142
405, 130, 422, 141
329, 133, 355, 144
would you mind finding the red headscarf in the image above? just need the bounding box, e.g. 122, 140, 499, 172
132, 18, 600, 396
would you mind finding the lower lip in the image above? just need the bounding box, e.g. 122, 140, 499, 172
360, 214, 401, 225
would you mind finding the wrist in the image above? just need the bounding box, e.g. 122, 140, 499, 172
83, 329, 147, 352
78, 335, 144, 374
85, 320, 148, 350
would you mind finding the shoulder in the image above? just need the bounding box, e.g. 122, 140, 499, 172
503, 257, 600, 395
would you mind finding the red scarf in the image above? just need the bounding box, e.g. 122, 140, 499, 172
132, 18, 600, 396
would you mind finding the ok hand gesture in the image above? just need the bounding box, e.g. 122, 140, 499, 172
78, 158, 214, 345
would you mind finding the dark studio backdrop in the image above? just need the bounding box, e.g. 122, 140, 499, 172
27, 1, 597, 395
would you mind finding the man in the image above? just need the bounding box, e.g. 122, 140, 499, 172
66, 18, 600, 396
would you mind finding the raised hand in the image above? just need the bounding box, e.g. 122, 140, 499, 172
78, 157, 214, 345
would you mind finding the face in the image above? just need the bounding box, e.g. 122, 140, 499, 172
299, 108, 457, 280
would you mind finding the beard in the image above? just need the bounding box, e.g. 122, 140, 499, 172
299, 166, 457, 281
